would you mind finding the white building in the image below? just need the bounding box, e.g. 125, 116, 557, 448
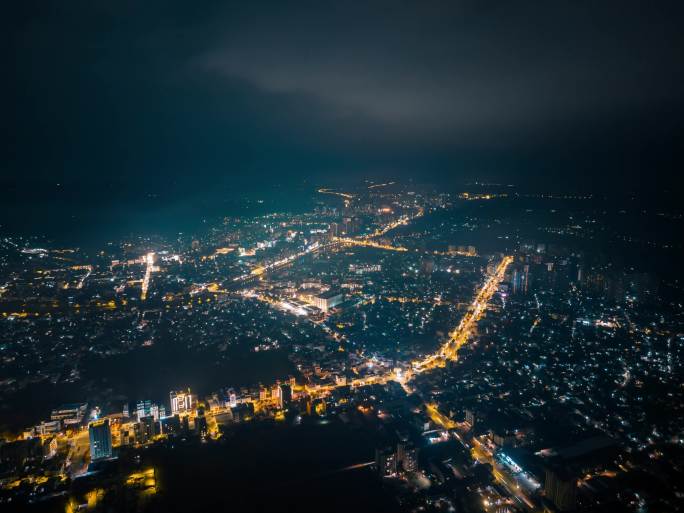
170, 389, 195, 415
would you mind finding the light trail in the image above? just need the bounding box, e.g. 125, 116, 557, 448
317, 188, 354, 200
367, 181, 395, 189
338, 461, 374, 471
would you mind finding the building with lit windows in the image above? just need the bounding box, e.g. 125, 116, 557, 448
136, 400, 152, 420
544, 466, 577, 512
397, 442, 418, 473
279, 384, 292, 409
375, 445, 397, 477
170, 389, 195, 415
89, 419, 112, 461
51, 403, 88, 426
312, 289, 343, 311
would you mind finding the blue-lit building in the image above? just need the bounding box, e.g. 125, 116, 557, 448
89, 419, 112, 461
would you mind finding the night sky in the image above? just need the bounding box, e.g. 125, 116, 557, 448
3, 0, 683, 211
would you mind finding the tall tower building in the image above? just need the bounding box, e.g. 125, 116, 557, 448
170, 389, 195, 415
89, 419, 112, 461
136, 399, 152, 420
545, 466, 577, 512
280, 384, 292, 409
397, 442, 418, 473
375, 445, 397, 477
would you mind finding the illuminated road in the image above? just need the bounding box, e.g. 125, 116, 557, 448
367, 181, 395, 189
425, 403, 457, 429
471, 439, 536, 510
334, 237, 408, 252
317, 188, 354, 200
233, 241, 333, 283
302, 254, 512, 395
126, 210, 515, 508
232, 207, 422, 284
360, 208, 424, 240
226, 211, 512, 472
65, 429, 90, 478
76, 265, 93, 289
141, 252, 156, 300
411, 256, 513, 372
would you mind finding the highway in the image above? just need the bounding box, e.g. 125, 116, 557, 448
411, 256, 513, 372
302, 254, 512, 395
232, 241, 334, 283
226, 210, 513, 454
317, 188, 354, 200
334, 237, 408, 252
232, 206, 423, 284
228, 211, 510, 398
360, 208, 424, 240
140, 252, 156, 300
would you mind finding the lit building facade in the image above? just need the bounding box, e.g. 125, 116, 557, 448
89, 419, 112, 461
170, 389, 195, 415
312, 290, 343, 312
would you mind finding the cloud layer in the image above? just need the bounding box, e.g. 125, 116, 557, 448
3, 0, 683, 193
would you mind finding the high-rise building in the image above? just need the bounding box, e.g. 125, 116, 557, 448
465, 409, 476, 427
397, 442, 418, 473
160, 415, 182, 436
544, 466, 577, 512
51, 403, 88, 426
375, 445, 397, 477
170, 389, 195, 415
89, 419, 112, 461
119, 425, 135, 446
136, 400, 152, 420
196, 407, 208, 438
280, 384, 292, 409
227, 388, 238, 408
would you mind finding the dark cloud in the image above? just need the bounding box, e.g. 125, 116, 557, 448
2, 0, 683, 198
201, 2, 683, 143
